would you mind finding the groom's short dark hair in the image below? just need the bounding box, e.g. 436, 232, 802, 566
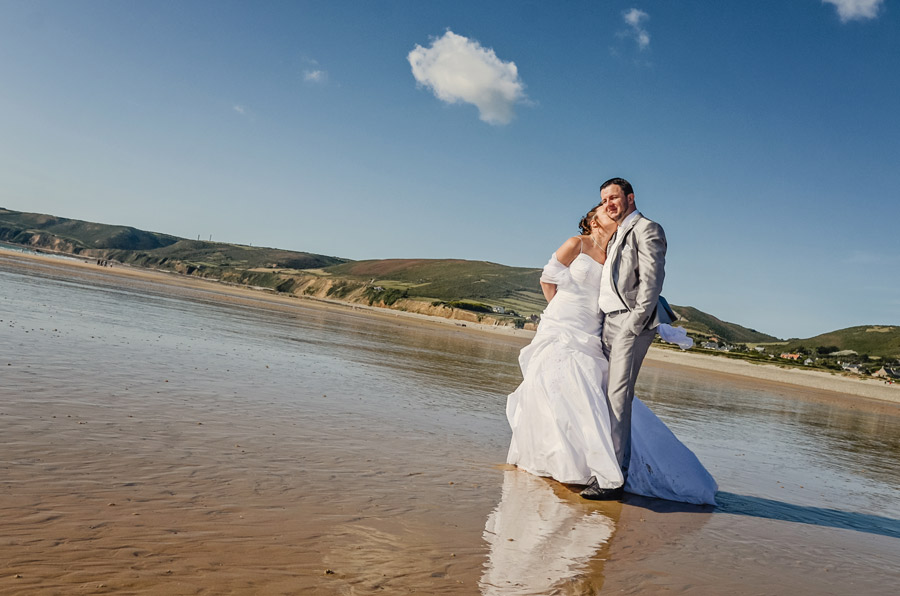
600, 177, 634, 197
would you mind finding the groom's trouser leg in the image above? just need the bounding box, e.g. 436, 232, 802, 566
602, 315, 656, 480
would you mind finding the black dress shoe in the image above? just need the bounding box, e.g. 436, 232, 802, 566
580, 478, 624, 501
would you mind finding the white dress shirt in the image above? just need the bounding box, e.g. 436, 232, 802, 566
598, 210, 640, 314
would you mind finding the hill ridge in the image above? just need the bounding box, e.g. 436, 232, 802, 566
3, 207, 896, 356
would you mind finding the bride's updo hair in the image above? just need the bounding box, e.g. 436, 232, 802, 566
578, 203, 605, 235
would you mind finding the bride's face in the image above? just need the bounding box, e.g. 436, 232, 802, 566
592, 211, 617, 235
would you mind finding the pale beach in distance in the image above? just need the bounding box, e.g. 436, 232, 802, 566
3, 248, 899, 594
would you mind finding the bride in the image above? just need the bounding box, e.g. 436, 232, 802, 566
505, 204, 717, 505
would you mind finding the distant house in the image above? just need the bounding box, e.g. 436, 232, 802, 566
804, 358, 815, 366
702, 341, 718, 350
873, 366, 900, 379
491, 306, 506, 314
842, 363, 864, 374
754, 346, 766, 353
780, 353, 801, 361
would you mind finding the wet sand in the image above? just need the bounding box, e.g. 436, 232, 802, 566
2, 395, 498, 594
2, 250, 899, 595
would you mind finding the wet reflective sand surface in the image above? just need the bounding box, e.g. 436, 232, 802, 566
2, 253, 899, 594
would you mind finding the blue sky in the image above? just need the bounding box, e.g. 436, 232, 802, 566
1, 0, 897, 339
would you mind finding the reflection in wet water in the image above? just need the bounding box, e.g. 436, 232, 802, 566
480, 470, 614, 596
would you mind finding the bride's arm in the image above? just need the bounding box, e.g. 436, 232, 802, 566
541, 237, 582, 303
541, 281, 557, 303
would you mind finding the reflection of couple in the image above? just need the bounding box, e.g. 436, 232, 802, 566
480, 470, 614, 595
480, 469, 716, 595
506, 177, 716, 504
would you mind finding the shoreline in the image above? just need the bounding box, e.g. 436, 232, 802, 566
644, 348, 900, 405
4, 247, 898, 405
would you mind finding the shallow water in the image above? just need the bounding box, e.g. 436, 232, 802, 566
2, 252, 899, 595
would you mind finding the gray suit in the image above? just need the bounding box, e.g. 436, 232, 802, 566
599, 212, 668, 479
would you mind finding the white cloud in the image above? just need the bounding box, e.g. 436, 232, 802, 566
303, 69, 326, 83
232, 104, 246, 115
822, 0, 883, 22
408, 30, 526, 125
624, 7, 647, 27
623, 8, 650, 50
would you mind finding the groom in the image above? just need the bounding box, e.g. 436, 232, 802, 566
582, 177, 670, 500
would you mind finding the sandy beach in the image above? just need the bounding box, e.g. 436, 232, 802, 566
3, 249, 899, 595
645, 346, 900, 404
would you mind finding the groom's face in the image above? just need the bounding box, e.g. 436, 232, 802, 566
601, 184, 635, 224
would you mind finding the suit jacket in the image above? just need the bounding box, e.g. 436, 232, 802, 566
605, 212, 670, 335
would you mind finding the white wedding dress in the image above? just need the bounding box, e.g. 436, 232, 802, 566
505, 251, 718, 505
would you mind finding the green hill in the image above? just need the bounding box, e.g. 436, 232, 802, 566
323, 259, 545, 314
782, 326, 900, 359
4, 207, 896, 352
322, 260, 786, 337
0, 208, 348, 272
0, 208, 178, 251
107, 239, 346, 271
0, 206, 781, 331
666, 305, 780, 343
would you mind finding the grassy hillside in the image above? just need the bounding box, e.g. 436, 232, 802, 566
4, 207, 896, 352
106, 239, 346, 271
0, 208, 178, 251
0, 208, 348, 271
667, 305, 780, 343
781, 326, 900, 359
324, 259, 546, 315
323, 260, 789, 336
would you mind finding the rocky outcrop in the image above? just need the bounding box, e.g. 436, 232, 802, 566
9, 232, 80, 254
